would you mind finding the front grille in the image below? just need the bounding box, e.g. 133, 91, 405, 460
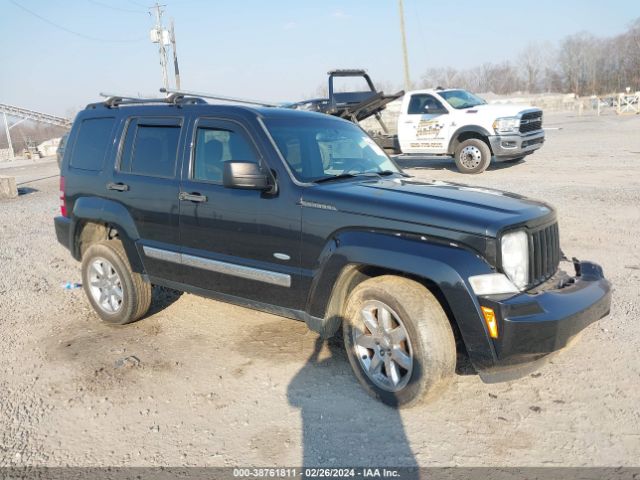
529, 222, 560, 285
520, 110, 543, 133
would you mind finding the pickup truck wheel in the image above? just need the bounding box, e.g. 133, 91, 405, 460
81, 240, 152, 325
454, 139, 491, 174
342, 276, 456, 407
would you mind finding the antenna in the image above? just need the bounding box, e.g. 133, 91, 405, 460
160, 87, 280, 107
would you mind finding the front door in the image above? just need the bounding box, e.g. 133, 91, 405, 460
398, 93, 450, 154
178, 117, 302, 309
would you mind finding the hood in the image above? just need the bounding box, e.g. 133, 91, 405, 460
461, 103, 537, 117
303, 177, 554, 237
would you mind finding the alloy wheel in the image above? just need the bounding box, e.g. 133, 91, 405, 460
352, 300, 414, 392
87, 257, 124, 314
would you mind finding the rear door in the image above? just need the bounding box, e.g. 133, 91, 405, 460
177, 117, 302, 309
108, 116, 184, 279
398, 93, 450, 154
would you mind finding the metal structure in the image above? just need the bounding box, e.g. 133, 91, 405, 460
0, 103, 71, 128
0, 103, 71, 161
617, 93, 640, 115
289, 70, 404, 150
150, 2, 170, 91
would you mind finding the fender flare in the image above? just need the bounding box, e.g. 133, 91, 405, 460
447, 125, 492, 155
70, 196, 145, 273
306, 230, 498, 371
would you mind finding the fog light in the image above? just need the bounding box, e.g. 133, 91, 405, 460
501, 141, 517, 148
481, 306, 499, 339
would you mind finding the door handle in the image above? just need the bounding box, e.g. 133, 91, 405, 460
107, 182, 129, 192
179, 192, 207, 203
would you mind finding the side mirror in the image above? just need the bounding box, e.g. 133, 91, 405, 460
223, 161, 270, 190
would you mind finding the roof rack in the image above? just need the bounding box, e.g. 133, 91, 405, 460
98, 92, 206, 108
160, 87, 280, 107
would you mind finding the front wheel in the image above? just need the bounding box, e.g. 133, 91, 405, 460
454, 138, 491, 174
342, 276, 456, 407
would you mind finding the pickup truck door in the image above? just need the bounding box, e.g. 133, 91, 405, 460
398, 93, 450, 154
177, 117, 303, 310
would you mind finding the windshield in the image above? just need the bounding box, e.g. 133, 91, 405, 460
438, 90, 487, 109
264, 115, 400, 183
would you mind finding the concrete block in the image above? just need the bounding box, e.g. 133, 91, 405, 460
0, 175, 18, 199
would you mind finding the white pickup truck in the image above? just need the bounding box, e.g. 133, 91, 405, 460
293, 71, 545, 174
379, 88, 546, 173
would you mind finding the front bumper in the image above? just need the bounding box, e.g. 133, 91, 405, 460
488, 130, 545, 160
477, 260, 611, 382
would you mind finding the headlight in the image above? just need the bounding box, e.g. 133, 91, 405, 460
468, 273, 519, 296
492, 116, 520, 134
501, 229, 529, 290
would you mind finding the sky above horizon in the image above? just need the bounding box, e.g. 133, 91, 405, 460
1, 0, 638, 117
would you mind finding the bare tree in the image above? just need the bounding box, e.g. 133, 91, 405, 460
415, 17, 640, 96
518, 43, 544, 92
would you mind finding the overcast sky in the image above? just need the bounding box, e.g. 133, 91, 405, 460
1, 0, 638, 117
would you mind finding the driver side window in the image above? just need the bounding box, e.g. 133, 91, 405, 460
407, 94, 447, 115
193, 126, 258, 183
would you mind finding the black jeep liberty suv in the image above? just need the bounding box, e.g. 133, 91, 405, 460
54, 94, 611, 407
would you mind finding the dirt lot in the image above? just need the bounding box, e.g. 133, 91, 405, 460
1, 112, 639, 467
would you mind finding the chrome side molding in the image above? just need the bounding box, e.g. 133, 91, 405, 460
142, 246, 291, 288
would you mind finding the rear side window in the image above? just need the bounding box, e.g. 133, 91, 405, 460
119, 118, 181, 178
69, 117, 115, 171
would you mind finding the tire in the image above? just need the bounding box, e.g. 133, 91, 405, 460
342, 275, 456, 407
454, 138, 491, 174
81, 240, 152, 325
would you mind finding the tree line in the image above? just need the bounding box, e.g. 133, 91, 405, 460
418, 18, 640, 96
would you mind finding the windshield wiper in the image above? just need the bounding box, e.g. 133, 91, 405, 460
312, 173, 357, 183
312, 170, 405, 183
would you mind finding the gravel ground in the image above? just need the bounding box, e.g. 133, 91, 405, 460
0, 112, 639, 467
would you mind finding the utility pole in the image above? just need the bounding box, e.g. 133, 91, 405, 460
150, 2, 169, 91
397, 0, 412, 91
169, 18, 181, 90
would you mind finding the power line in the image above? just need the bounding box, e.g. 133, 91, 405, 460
9, 0, 147, 43
86, 0, 147, 14
127, 0, 150, 8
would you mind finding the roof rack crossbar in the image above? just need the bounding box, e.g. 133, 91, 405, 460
98, 92, 205, 107
160, 88, 279, 108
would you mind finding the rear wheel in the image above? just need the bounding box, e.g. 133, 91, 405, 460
81, 240, 151, 325
342, 276, 456, 407
454, 138, 491, 174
